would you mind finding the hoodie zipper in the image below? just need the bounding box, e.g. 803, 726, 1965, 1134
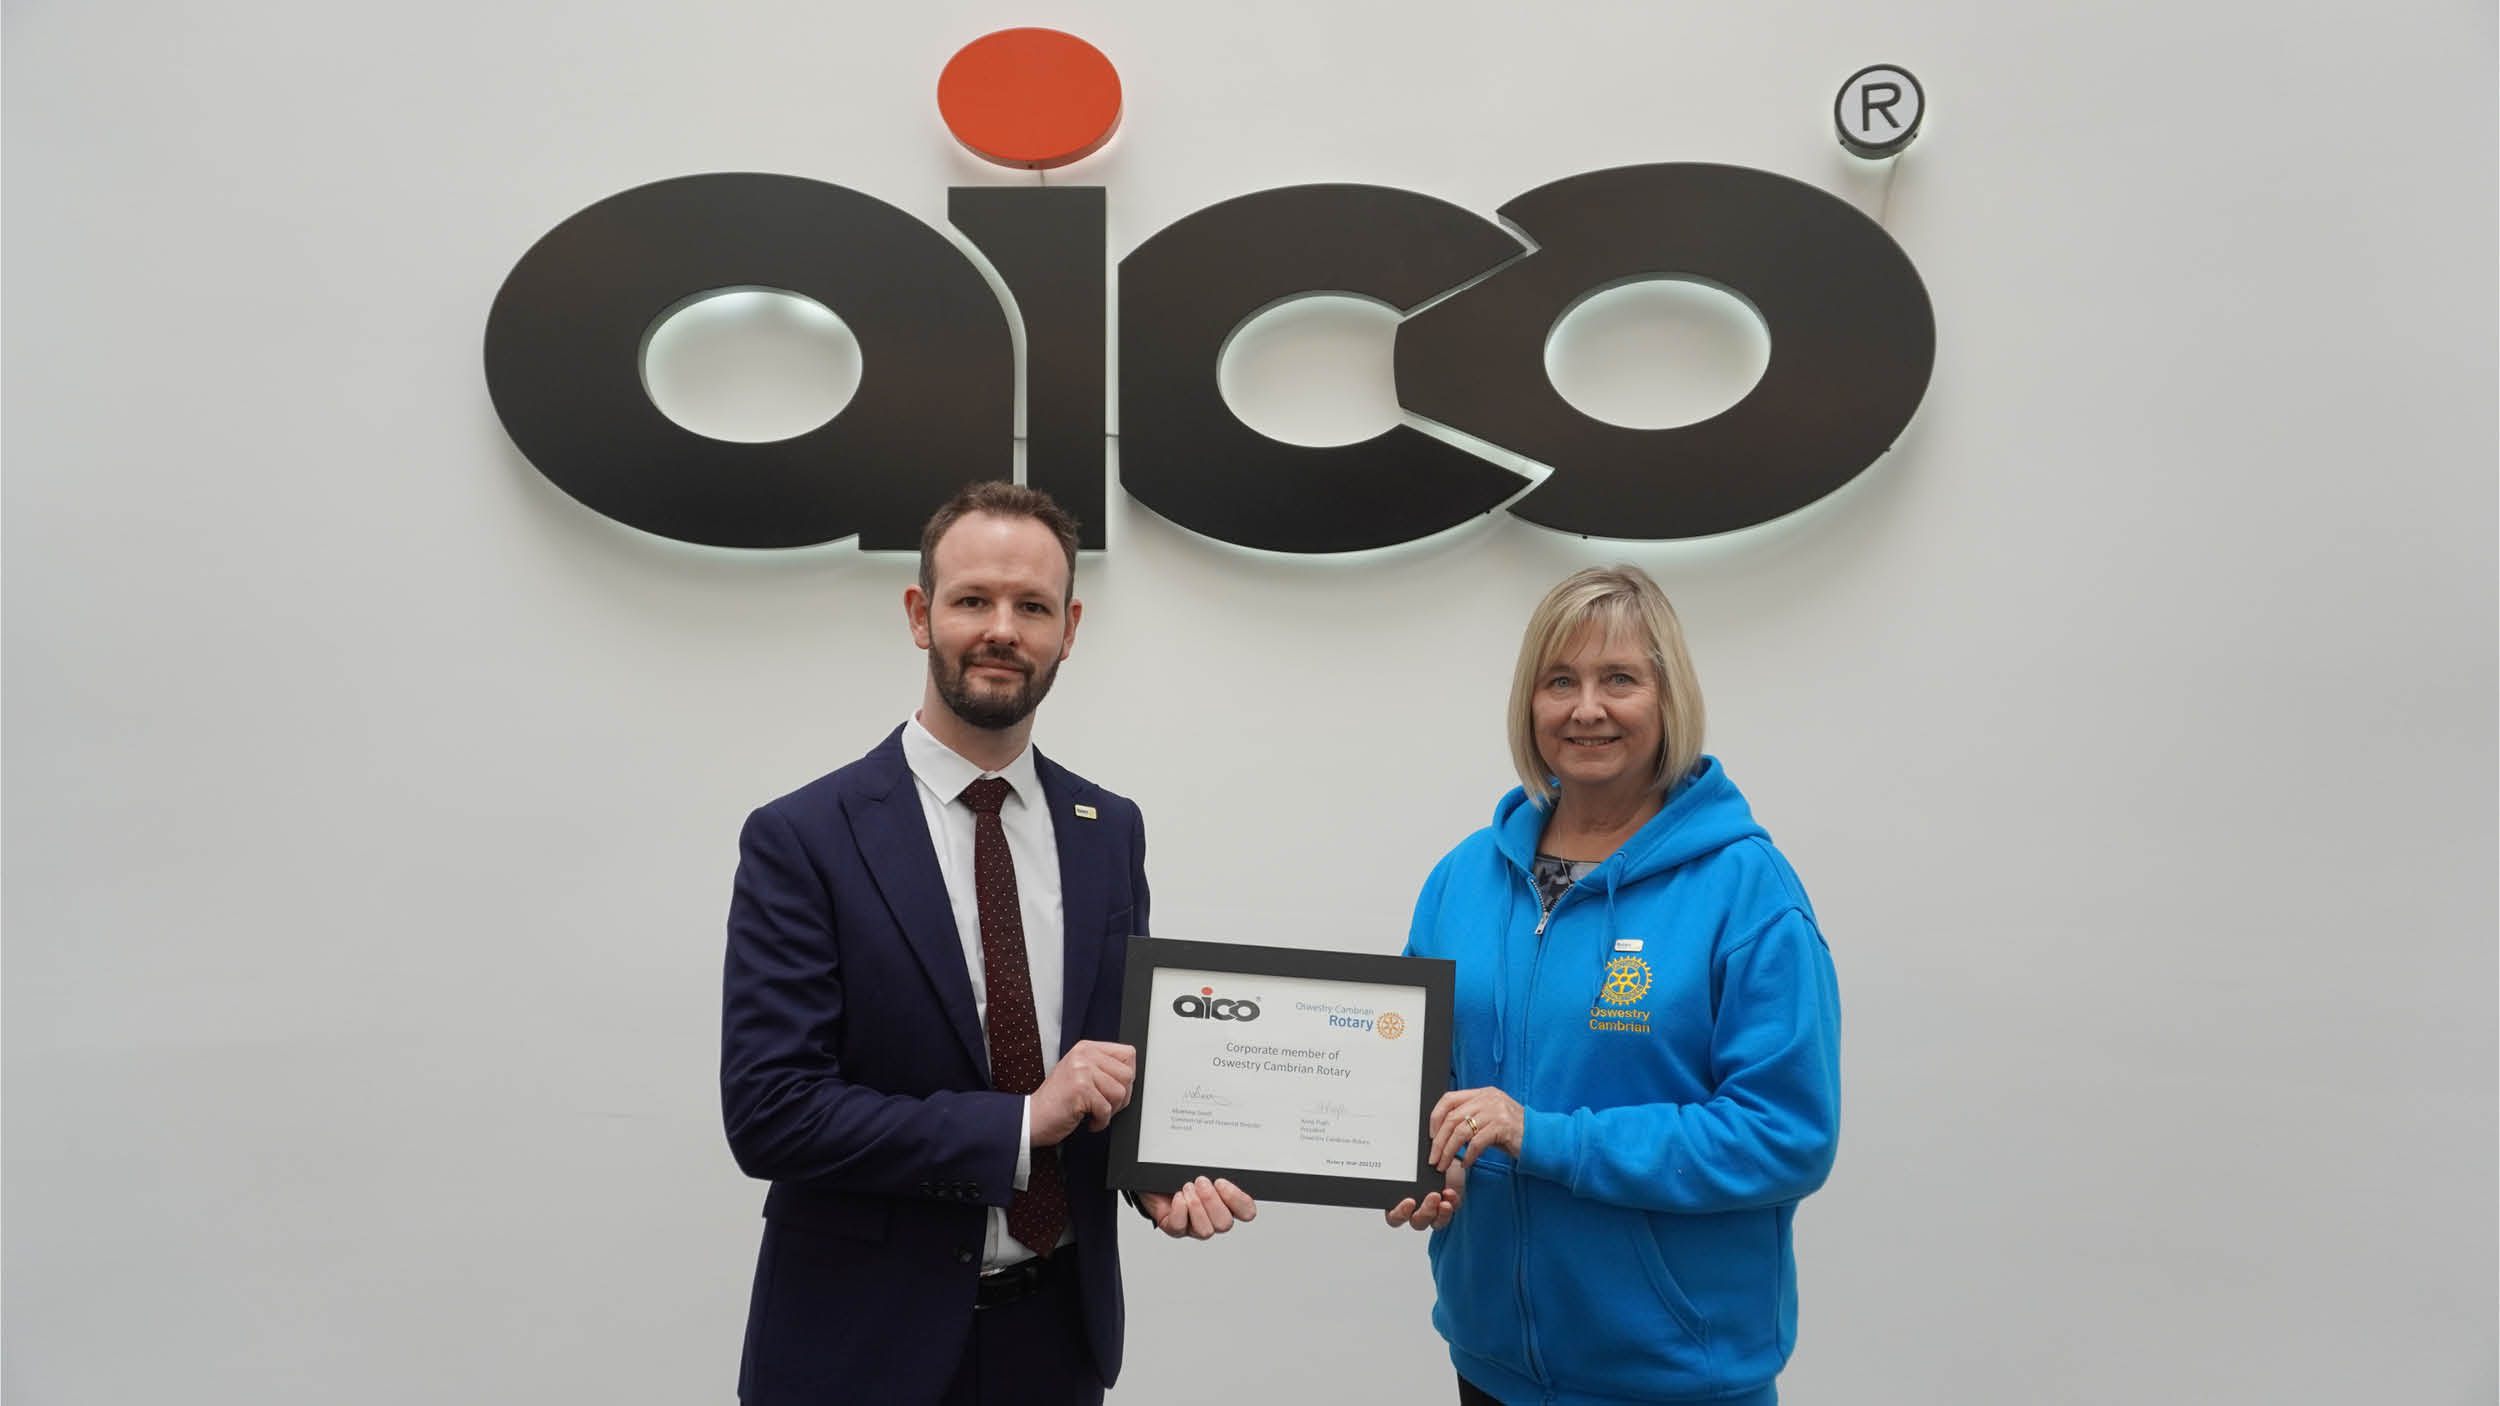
1514, 865, 1559, 1390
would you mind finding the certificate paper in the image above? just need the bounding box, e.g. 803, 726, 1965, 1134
1109, 939, 1455, 1209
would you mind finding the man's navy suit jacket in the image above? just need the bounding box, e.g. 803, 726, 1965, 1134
722, 727, 1147, 1404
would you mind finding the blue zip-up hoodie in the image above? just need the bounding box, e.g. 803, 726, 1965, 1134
1404, 758, 1841, 1406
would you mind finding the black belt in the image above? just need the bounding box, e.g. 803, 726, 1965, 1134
974, 1252, 1073, 1310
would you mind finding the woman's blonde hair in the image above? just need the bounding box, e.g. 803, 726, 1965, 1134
1506, 565, 1707, 808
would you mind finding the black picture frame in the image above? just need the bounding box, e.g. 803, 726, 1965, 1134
1108, 937, 1455, 1210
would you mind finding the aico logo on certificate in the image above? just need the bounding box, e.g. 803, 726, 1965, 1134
1170, 987, 1261, 1021
1137, 969, 1429, 1182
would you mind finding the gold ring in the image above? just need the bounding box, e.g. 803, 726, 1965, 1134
1464, 1114, 1479, 1132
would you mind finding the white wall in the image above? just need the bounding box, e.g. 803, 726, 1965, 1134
6, 1, 2492, 1402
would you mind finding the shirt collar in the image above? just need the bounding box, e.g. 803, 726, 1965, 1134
902, 715, 1041, 811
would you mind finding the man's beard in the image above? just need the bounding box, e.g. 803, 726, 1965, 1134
932, 644, 1060, 731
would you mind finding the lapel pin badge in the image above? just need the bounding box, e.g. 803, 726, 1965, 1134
1073, 804, 1098, 820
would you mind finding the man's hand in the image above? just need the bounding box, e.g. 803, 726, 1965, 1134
1386, 1162, 1465, 1231
1139, 1177, 1257, 1239
1031, 1040, 1136, 1148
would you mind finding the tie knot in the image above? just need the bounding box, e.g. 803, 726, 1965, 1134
960, 776, 1013, 816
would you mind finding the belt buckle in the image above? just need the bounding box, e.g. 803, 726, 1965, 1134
974, 1258, 1046, 1310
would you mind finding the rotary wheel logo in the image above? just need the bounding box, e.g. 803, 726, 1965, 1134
1600, 956, 1652, 1007
1374, 1012, 1406, 1039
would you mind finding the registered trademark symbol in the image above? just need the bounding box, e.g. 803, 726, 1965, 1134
1835, 64, 1923, 159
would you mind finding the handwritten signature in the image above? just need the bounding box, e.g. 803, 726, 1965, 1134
1299, 1099, 1374, 1126
1180, 1083, 1234, 1107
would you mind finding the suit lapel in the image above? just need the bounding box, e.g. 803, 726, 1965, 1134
845, 736, 990, 1081
1036, 752, 1107, 1052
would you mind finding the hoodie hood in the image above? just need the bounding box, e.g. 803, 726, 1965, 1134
1489, 755, 1767, 886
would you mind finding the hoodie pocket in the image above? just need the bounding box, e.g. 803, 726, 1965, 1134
1426, 1158, 1534, 1377
1521, 1187, 1716, 1397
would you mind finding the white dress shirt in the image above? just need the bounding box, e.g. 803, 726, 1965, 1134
900, 717, 1070, 1266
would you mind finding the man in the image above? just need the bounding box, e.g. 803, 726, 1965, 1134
722, 481, 1254, 1406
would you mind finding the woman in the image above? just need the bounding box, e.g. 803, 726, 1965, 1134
1388, 565, 1841, 1406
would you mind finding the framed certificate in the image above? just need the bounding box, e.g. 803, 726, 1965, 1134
1107, 937, 1455, 1209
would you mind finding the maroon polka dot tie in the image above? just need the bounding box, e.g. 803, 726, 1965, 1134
960, 776, 1067, 1258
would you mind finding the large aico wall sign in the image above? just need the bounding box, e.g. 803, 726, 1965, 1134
484, 29, 1935, 555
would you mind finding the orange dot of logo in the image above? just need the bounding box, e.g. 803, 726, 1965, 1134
1375, 1012, 1406, 1039
1201, 987, 1214, 996
937, 29, 1122, 170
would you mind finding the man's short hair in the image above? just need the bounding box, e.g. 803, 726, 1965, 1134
1505, 564, 1708, 808
917, 481, 1083, 602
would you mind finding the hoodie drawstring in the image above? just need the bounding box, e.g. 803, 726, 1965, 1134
1490, 881, 1516, 1080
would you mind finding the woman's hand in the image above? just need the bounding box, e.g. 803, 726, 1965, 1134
1385, 1162, 1466, 1231
1428, 1087, 1525, 1172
